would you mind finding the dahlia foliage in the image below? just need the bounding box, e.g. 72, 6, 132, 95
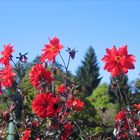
0, 37, 84, 140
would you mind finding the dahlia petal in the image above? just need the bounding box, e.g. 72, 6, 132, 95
119, 45, 128, 56
49, 37, 59, 46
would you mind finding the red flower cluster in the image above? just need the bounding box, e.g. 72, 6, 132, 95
115, 110, 127, 122
21, 129, 31, 140
133, 104, 140, 110
29, 64, 53, 90
60, 121, 72, 140
0, 44, 14, 66
0, 44, 16, 94
102, 45, 135, 77
114, 105, 140, 139
0, 65, 16, 88
57, 84, 67, 94
67, 98, 84, 111
32, 93, 61, 118
40, 37, 64, 63
28, 37, 84, 139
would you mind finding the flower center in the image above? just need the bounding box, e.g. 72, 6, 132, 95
43, 102, 49, 107
73, 101, 77, 106
51, 45, 57, 53
53, 103, 59, 110
115, 56, 121, 63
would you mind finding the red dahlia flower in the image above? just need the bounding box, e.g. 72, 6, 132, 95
67, 98, 84, 111
21, 129, 31, 140
0, 65, 16, 88
120, 133, 128, 139
40, 37, 64, 62
102, 45, 135, 77
114, 108, 140, 139
133, 104, 140, 110
115, 110, 127, 122
29, 64, 53, 90
57, 84, 66, 94
32, 93, 61, 118
138, 120, 140, 127
0, 44, 14, 66
60, 121, 72, 140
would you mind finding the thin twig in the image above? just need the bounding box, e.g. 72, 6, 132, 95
116, 83, 123, 102
59, 52, 67, 70
66, 55, 71, 71
51, 64, 55, 94
11, 58, 18, 72
59, 52, 68, 86
73, 120, 88, 140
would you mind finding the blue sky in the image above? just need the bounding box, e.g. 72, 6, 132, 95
0, 0, 140, 83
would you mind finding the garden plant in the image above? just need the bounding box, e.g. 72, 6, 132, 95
0, 37, 139, 140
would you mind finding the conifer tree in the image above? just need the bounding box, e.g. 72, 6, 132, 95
76, 46, 101, 97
